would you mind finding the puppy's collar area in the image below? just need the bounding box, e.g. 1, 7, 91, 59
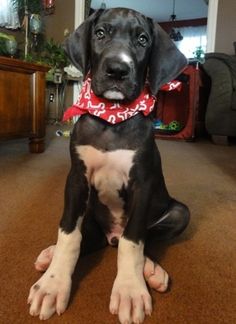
63, 76, 156, 124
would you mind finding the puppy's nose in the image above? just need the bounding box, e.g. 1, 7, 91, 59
106, 61, 130, 80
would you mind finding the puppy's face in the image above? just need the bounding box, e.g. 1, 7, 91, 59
90, 9, 153, 102
64, 8, 187, 101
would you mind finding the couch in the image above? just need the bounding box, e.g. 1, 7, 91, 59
202, 52, 236, 143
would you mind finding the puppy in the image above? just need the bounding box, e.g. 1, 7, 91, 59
28, 8, 189, 324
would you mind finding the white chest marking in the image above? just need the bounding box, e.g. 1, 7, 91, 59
76, 145, 135, 225
76, 145, 135, 186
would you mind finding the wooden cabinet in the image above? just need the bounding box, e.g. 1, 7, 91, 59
0, 56, 49, 153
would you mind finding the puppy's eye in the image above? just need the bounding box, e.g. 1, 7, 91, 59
138, 34, 148, 46
95, 29, 105, 39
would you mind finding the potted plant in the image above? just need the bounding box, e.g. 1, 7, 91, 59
193, 46, 205, 63
23, 38, 69, 81
42, 39, 69, 70
40, 39, 69, 82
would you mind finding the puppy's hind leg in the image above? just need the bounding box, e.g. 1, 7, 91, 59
144, 199, 190, 292
147, 199, 190, 241
143, 257, 169, 292
34, 245, 56, 272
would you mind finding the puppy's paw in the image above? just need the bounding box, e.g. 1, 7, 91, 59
109, 275, 152, 324
34, 245, 56, 272
144, 257, 169, 292
28, 270, 71, 320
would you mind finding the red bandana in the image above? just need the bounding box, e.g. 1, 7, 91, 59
63, 77, 182, 124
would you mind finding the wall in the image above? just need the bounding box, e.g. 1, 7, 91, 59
44, 0, 75, 42
215, 0, 236, 54
44, 0, 76, 111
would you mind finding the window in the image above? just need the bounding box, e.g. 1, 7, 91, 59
0, 0, 20, 29
175, 26, 207, 59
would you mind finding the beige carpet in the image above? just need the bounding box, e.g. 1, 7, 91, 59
0, 126, 235, 324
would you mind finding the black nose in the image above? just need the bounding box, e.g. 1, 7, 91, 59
105, 61, 130, 80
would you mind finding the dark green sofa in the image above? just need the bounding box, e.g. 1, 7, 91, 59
203, 52, 236, 143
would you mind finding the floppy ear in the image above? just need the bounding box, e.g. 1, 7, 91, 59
63, 10, 103, 78
148, 21, 187, 95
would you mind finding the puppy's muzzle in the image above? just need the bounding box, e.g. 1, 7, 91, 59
101, 55, 133, 100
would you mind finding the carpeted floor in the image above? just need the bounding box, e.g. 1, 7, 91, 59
0, 126, 235, 324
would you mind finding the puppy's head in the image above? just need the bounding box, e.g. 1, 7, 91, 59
64, 8, 187, 101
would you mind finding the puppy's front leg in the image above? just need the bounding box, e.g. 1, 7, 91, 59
28, 164, 89, 320
110, 182, 152, 324
110, 238, 152, 324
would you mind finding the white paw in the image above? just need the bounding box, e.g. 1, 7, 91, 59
28, 270, 71, 320
109, 275, 152, 324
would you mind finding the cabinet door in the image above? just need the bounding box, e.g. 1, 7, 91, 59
0, 69, 33, 138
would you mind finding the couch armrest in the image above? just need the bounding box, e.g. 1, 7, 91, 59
203, 57, 236, 136
203, 58, 233, 112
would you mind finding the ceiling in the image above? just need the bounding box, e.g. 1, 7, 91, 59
90, 0, 208, 22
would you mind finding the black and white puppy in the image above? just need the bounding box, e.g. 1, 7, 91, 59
28, 8, 190, 324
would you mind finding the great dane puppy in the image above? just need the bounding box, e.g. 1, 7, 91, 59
28, 8, 190, 324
